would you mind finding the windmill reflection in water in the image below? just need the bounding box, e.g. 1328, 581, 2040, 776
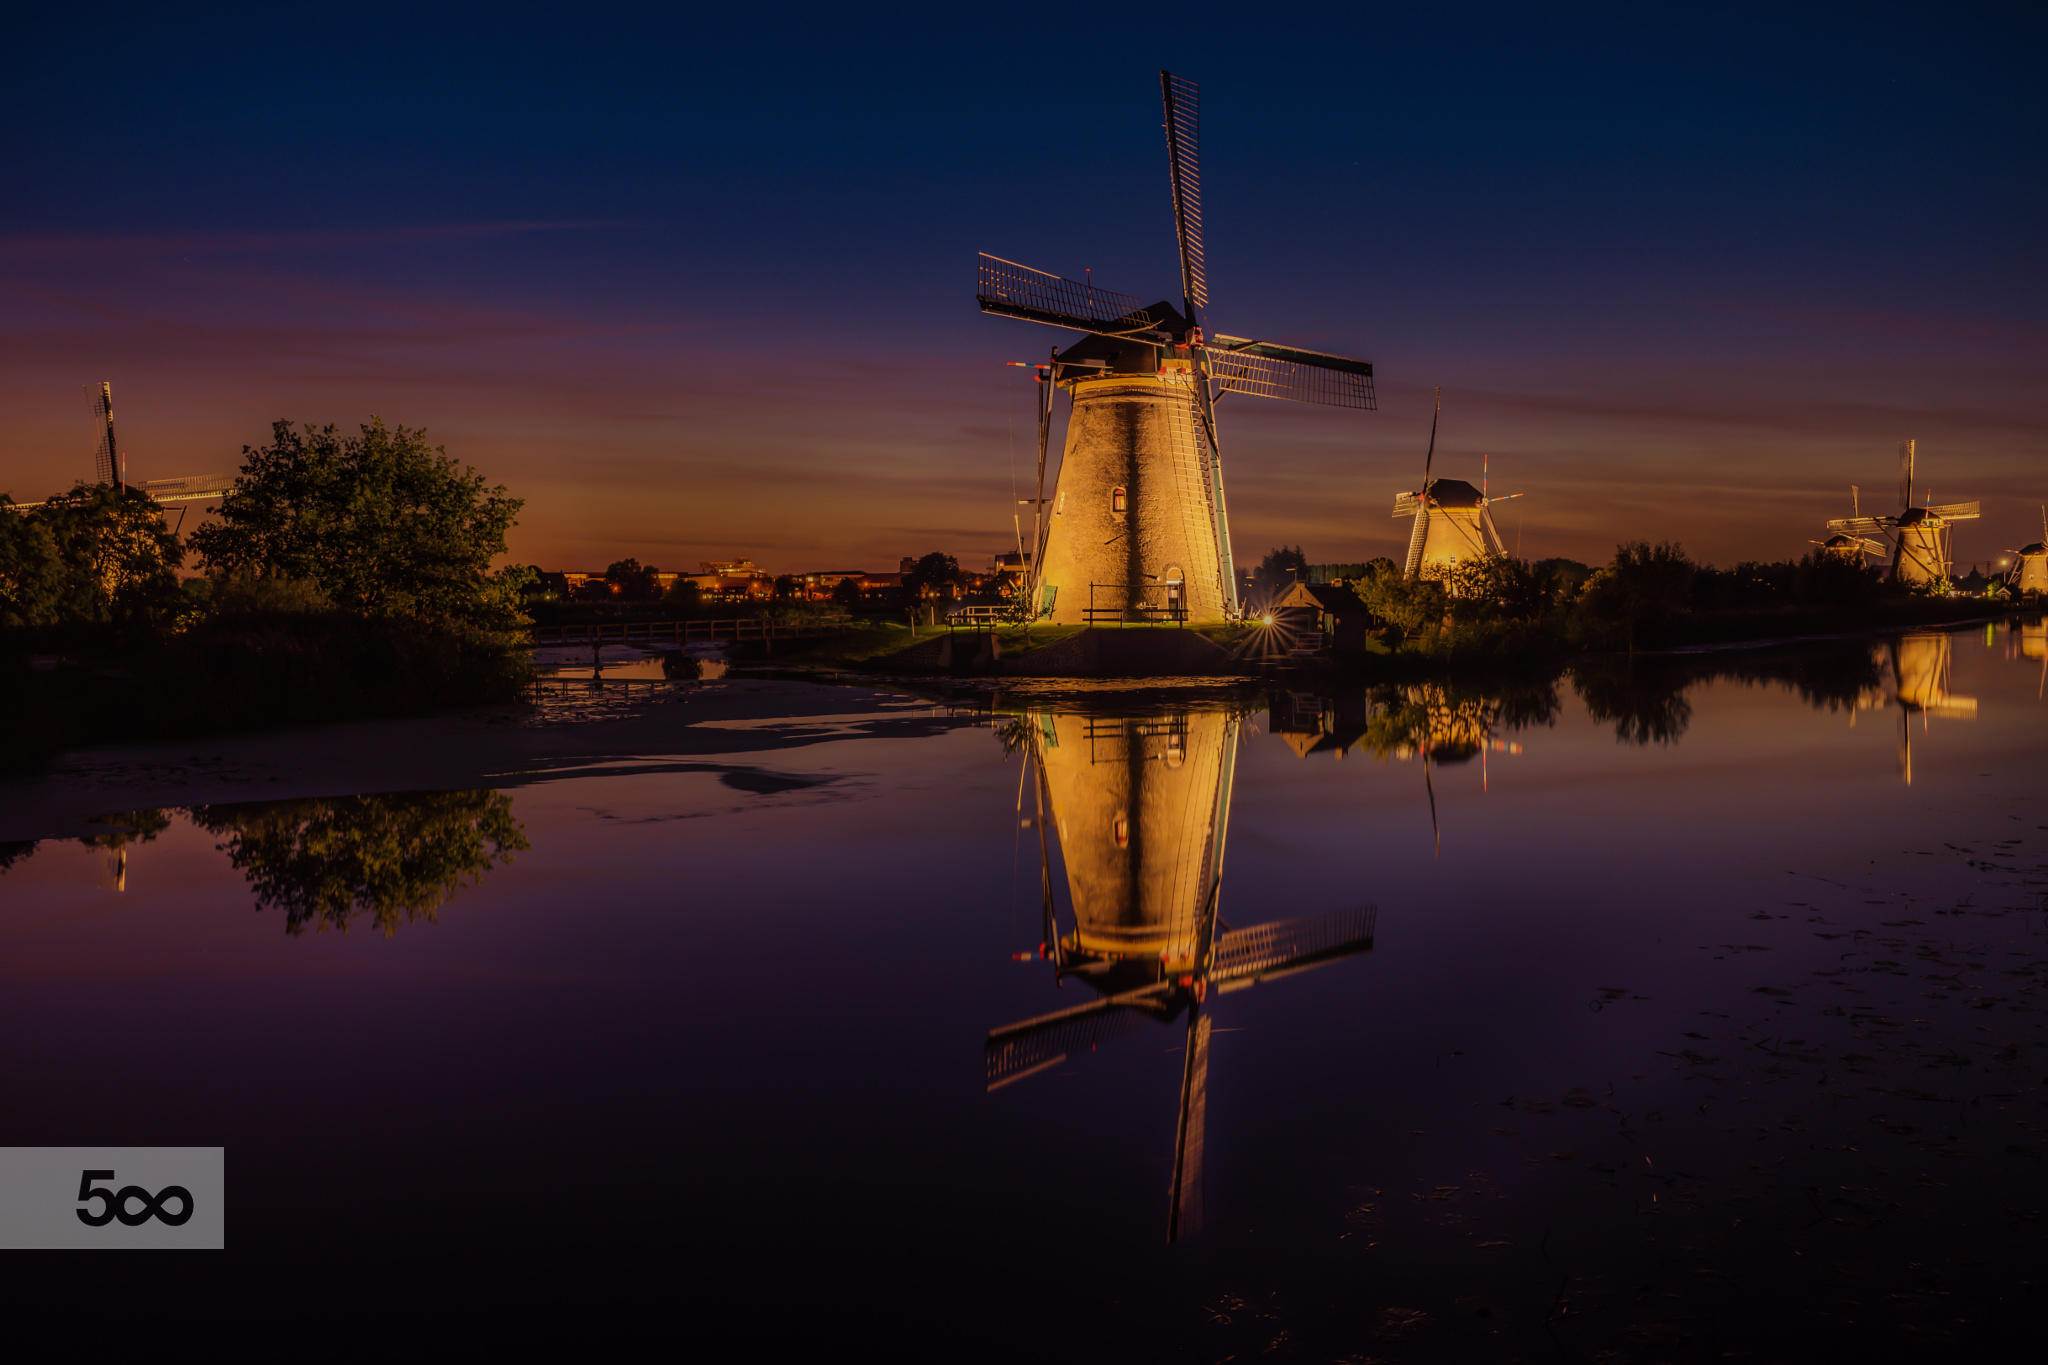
1844, 633, 1978, 785
986, 708, 1377, 1242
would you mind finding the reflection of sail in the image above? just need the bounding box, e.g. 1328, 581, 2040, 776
988, 707, 1376, 1243
191, 790, 529, 936
1888, 633, 1977, 786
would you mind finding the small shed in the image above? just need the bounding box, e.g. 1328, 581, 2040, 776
1272, 580, 1373, 655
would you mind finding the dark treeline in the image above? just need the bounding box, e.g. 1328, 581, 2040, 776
1, 419, 530, 767
1263, 539, 2020, 666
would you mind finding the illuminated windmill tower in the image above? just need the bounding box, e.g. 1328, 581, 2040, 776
1391, 392, 1521, 584
2004, 506, 2047, 596
1827, 440, 1980, 586
977, 72, 1376, 625
988, 707, 1376, 1240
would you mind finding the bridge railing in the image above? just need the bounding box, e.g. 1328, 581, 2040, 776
528, 615, 853, 647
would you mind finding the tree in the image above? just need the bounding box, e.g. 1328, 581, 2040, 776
830, 576, 863, 609
1248, 545, 1308, 606
663, 577, 703, 612
28, 485, 184, 628
0, 496, 64, 628
773, 574, 801, 601
605, 558, 660, 601
904, 552, 961, 601
1352, 559, 1444, 640
188, 419, 524, 629
1575, 541, 1696, 651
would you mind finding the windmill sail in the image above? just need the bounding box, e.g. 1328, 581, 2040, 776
976, 255, 1157, 337
1208, 338, 1376, 408
1161, 70, 1206, 313
1921, 500, 1981, 521
1166, 1005, 1210, 1241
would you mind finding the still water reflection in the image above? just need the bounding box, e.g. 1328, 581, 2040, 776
3, 620, 2045, 1355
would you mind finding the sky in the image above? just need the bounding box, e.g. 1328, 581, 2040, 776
3, 2, 2044, 573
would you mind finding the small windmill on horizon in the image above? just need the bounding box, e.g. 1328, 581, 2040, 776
977, 71, 1377, 625
1810, 487, 1887, 563
1391, 389, 1522, 583
2002, 505, 2047, 596
1826, 440, 1980, 585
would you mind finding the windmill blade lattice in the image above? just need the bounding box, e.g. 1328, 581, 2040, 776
1208, 339, 1376, 409
1160, 71, 1206, 313
976, 254, 1156, 337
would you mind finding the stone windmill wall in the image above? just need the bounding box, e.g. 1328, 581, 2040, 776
1034, 372, 1227, 625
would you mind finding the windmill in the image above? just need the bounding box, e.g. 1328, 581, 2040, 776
7, 382, 233, 526
986, 708, 1377, 1241
1826, 440, 1980, 586
2003, 505, 2047, 597
1811, 487, 1887, 562
1391, 390, 1522, 585
977, 72, 1376, 626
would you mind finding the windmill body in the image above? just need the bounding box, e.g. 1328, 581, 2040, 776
1393, 476, 1507, 583
2011, 543, 2048, 596
2005, 508, 2047, 595
1031, 326, 1230, 626
977, 72, 1375, 626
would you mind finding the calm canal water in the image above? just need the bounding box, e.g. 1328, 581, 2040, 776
4, 620, 2044, 1357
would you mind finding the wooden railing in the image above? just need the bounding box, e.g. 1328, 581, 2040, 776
528, 616, 852, 647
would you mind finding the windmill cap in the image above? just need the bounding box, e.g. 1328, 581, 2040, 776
1824, 534, 1857, 548
1896, 507, 1940, 527
1420, 477, 1484, 508
2020, 542, 2048, 556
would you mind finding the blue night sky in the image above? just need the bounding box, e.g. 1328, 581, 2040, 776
4, 2, 2043, 571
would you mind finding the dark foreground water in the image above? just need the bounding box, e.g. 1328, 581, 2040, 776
4, 621, 2045, 1357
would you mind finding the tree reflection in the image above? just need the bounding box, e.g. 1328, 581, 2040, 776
1571, 659, 1694, 746
190, 789, 528, 936
1573, 644, 1884, 747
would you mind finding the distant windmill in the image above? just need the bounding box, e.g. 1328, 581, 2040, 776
2003, 505, 2047, 597
1826, 440, 1980, 586
977, 71, 1376, 625
8, 382, 233, 526
1391, 390, 1522, 583
986, 708, 1377, 1241
1811, 487, 1887, 562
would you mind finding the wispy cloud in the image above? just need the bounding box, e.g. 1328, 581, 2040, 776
0, 221, 615, 262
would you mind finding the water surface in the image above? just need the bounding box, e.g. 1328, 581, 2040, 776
4, 620, 2044, 1357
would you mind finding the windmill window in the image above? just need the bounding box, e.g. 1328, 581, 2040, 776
1113, 815, 1129, 848
1112, 487, 1127, 514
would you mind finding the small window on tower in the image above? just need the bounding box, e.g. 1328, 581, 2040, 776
1112, 487, 1127, 514
1113, 815, 1130, 848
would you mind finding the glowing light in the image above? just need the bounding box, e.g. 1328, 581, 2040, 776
1259, 613, 1275, 626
